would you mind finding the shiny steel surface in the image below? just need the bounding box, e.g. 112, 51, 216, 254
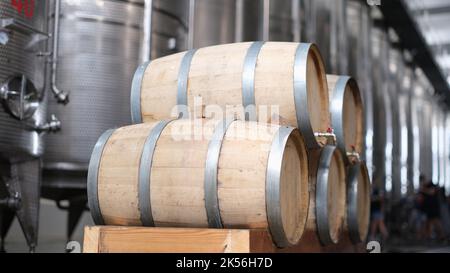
44, 0, 188, 179
240, 0, 308, 42
443, 113, 449, 191
193, 0, 236, 47
0, 0, 48, 159
309, 0, 347, 74
269, 0, 296, 41
404, 67, 420, 193
415, 69, 433, 181
152, 0, 188, 57
371, 26, 392, 193
388, 48, 405, 200
347, 0, 374, 180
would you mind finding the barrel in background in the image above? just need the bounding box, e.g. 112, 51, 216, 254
346, 162, 371, 244
327, 75, 364, 164
303, 146, 346, 246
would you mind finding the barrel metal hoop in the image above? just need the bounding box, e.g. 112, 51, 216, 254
131, 61, 151, 124
139, 119, 174, 226
204, 118, 236, 228
330, 76, 351, 165
177, 49, 197, 118
87, 129, 116, 225
266, 126, 296, 248
347, 163, 362, 244
294, 43, 318, 149
242, 41, 265, 121
315, 145, 337, 245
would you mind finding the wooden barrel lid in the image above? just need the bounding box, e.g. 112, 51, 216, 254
276, 128, 310, 247
347, 162, 371, 243
294, 44, 330, 149
315, 145, 346, 245
327, 75, 364, 163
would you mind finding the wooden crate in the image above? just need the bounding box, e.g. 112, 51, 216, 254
83, 226, 365, 253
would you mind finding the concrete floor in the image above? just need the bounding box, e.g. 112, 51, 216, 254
3, 199, 93, 253
5, 200, 450, 253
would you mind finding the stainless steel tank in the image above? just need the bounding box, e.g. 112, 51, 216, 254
438, 107, 447, 188
405, 66, 421, 193
347, 0, 373, 181
151, 0, 188, 58
432, 103, 446, 187
192, 0, 236, 47
238, 0, 308, 42
268, 0, 308, 42
415, 69, 433, 181
446, 113, 450, 193
43, 0, 189, 191
308, 0, 347, 74
388, 48, 406, 201
0, 0, 52, 251
371, 24, 392, 194
0, 0, 50, 159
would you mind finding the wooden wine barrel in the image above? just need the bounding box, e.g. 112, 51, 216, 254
131, 42, 330, 149
345, 161, 371, 244
87, 119, 310, 248
327, 75, 364, 163
304, 146, 346, 245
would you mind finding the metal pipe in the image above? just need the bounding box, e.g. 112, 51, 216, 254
188, 0, 196, 49
141, 0, 153, 63
51, 0, 69, 104
235, 0, 244, 42
259, 0, 270, 41
314, 132, 337, 145
291, 0, 301, 43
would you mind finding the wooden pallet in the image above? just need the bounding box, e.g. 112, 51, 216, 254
83, 226, 365, 253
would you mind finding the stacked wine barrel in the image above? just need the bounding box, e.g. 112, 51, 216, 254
87, 42, 371, 249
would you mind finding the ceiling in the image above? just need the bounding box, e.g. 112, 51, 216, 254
405, 0, 450, 84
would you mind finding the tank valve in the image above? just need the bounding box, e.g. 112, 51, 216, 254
0, 192, 21, 210
35, 114, 61, 133
0, 31, 9, 45
314, 128, 337, 145
347, 145, 360, 162
53, 90, 69, 105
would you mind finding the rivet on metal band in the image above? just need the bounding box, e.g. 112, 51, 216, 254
347, 163, 362, 244
266, 126, 296, 248
242, 41, 265, 121
131, 61, 151, 124
177, 49, 197, 119
138, 119, 174, 226
293, 43, 317, 149
315, 145, 336, 245
87, 129, 116, 225
330, 75, 351, 165
204, 118, 236, 228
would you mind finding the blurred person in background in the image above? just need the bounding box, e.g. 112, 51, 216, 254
411, 174, 428, 240
438, 187, 450, 239
411, 187, 427, 240
422, 181, 445, 241
370, 188, 389, 241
